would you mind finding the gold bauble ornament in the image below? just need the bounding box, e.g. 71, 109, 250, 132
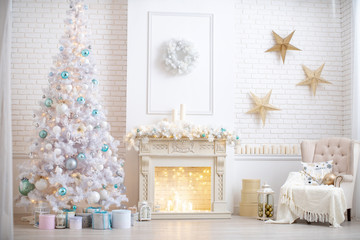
322, 173, 336, 185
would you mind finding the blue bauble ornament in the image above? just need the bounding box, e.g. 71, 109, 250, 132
77, 96, 85, 104
92, 109, 99, 116
114, 184, 118, 189
39, 130, 48, 139
49, 72, 54, 77
58, 187, 67, 196
81, 49, 90, 57
92, 79, 98, 85
61, 71, 69, 79
44, 98, 53, 107
201, 133, 206, 138
59, 46, 64, 51
77, 153, 86, 161
72, 205, 77, 210
221, 128, 226, 132
236, 136, 239, 140
101, 144, 109, 152
19, 178, 35, 196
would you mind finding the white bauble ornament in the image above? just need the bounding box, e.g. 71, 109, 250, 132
83, 84, 89, 90
35, 179, 48, 191
54, 148, 62, 155
100, 189, 109, 200
65, 85, 73, 93
53, 126, 61, 134
55, 166, 63, 174
87, 125, 93, 131
96, 164, 104, 171
45, 143, 52, 151
56, 104, 68, 114
87, 191, 100, 204
101, 122, 108, 128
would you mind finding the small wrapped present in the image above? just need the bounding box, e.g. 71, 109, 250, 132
62, 208, 76, 228
76, 213, 92, 228
92, 211, 111, 230
83, 206, 101, 213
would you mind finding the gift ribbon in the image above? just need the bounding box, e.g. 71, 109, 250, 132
85, 207, 101, 213
92, 211, 111, 230
62, 208, 75, 228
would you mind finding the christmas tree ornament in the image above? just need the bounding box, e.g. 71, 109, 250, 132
114, 184, 118, 189
45, 143, 53, 151
81, 49, 90, 57
92, 109, 99, 116
65, 158, 77, 170
116, 169, 124, 177
297, 63, 331, 96
61, 71, 69, 79
49, 72, 54, 77
39, 130, 48, 139
101, 121, 108, 128
56, 103, 68, 114
100, 189, 109, 200
72, 205, 77, 210
95, 164, 104, 171
58, 187, 67, 196
246, 90, 280, 126
35, 179, 48, 191
91, 79, 98, 85
53, 126, 61, 135
65, 85, 72, 93
42, 95, 46, 99
265, 30, 301, 63
76, 153, 86, 161
87, 191, 100, 204
19, 178, 35, 196
77, 96, 85, 104
44, 98, 53, 107
56, 85, 62, 90
87, 125, 93, 131
101, 144, 109, 152
34, 123, 40, 128
59, 46, 64, 51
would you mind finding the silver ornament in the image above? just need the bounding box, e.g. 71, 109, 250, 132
32, 114, 36, 118
65, 158, 77, 170
34, 123, 39, 128
73, 114, 78, 119
56, 85, 61, 90
42, 95, 46, 99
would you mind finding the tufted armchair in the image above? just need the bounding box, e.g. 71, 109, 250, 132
301, 137, 360, 220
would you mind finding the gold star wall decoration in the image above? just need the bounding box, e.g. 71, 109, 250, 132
297, 63, 331, 96
247, 90, 280, 126
265, 30, 301, 63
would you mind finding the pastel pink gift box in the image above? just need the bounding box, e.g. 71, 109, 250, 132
39, 214, 55, 230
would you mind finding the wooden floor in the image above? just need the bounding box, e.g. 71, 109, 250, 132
14, 215, 360, 240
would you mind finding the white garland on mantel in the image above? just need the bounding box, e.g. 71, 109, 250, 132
125, 120, 240, 151
164, 39, 199, 75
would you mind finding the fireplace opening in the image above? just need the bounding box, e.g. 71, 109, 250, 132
154, 167, 212, 212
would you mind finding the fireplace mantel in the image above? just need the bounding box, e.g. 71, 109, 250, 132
138, 138, 231, 219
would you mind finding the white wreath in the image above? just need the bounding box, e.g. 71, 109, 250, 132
164, 39, 199, 75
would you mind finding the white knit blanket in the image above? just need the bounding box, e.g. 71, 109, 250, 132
269, 172, 346, 227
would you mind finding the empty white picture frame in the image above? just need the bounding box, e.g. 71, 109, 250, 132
147, 12, 214, 115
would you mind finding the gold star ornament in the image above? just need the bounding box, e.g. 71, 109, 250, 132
247, 90, 280, 126
265, 30, 301, 63
297, 63, 331, 96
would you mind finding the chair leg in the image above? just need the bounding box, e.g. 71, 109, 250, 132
347, 209, 351, 221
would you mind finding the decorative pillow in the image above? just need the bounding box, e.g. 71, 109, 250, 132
301, 160, 333, 185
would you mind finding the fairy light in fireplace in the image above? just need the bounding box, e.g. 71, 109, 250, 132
154, 166, 212, 212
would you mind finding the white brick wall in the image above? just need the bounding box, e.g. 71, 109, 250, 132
341, 0, 352, 138
11, 0, 127, 158
234, 0, 352, 145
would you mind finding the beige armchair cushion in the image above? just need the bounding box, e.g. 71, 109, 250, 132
301, 137, 351, 175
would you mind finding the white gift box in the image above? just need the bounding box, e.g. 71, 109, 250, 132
112, 210, 131, 229
92, 211, 111, 230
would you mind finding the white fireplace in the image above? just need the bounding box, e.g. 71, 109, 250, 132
138, 138, 231, 219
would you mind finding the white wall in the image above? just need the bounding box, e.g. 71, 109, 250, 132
127, 0, 353, 213
127, 0, 235, 209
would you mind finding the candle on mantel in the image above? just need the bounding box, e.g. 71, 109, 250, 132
172, 109, 178, 122
180, 104, 186, 121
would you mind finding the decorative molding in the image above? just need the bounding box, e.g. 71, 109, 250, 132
216, 157, 225, 175
215, 141, 226, 153
171, 141, 195, 153
235, 155, 301, 161
146, 12, 214, 115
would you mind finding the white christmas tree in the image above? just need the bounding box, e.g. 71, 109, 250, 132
17, 0, 127, 211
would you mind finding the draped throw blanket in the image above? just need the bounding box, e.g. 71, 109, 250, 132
269, 172, 346, 227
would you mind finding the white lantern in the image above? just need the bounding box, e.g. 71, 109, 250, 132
138, 201, 151, 221
55, 212, 66, 229
257, 183, 275, 221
